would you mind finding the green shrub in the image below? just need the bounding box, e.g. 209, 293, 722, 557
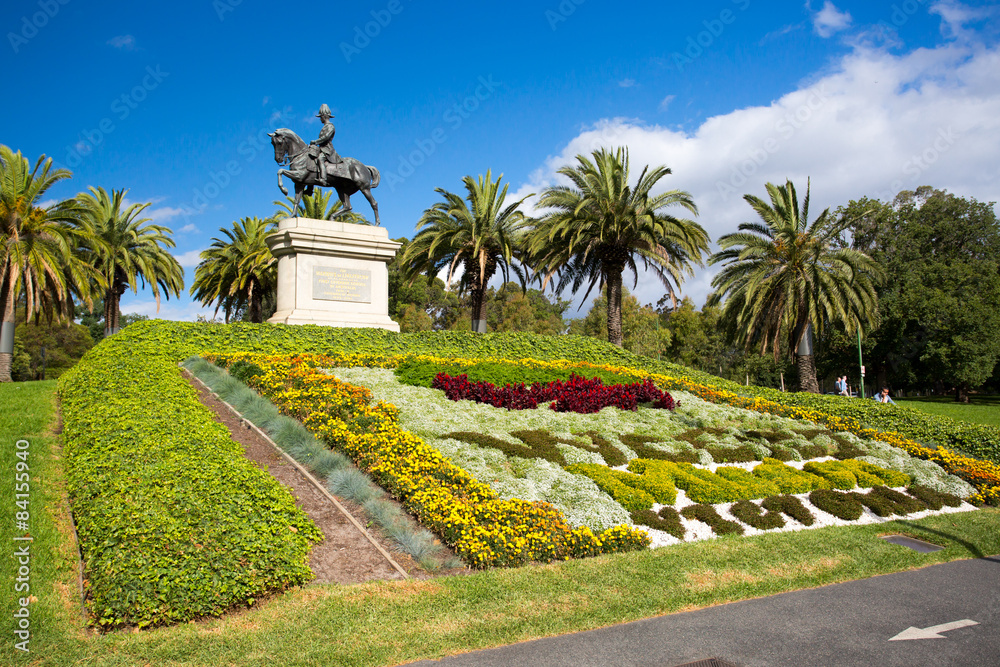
761, 494, 815, 525
802, 461, 859, 490
566, 464, 658, 512
809, 489, 864, 520
852, 486, 926, 517
630, 507, 685, 538
729, 499, 786, 530
906, 484, 963, 510
59, 351, 321, 629
752, 458, 830, 494
680, 504, 744, 536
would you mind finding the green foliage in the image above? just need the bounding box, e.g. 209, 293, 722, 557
394, 356, 635, 389
853, 486, 925, 518
529, 147, 709, 347
729, 499, 786, 530
803, 460, 910, 490
709, 179, 882, 393
567, 286, 668, 358
627, 460, 779, 504
680, 504, 744, 536
761, 494, 815, 525
809, 488, 864, 520
630, 506, 685, 538
189, 216, 277, 324
619, 434, 699, 463
13, 317, 94, 380
839, 188, 1000, 396
58, 344, 322, 628
752, 458, 830, 494
906, 484, 963, 510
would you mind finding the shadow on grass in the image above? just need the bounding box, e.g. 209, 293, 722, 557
894, 519, 994, 560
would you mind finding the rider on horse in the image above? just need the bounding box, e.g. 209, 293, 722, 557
309, 104, 341, 183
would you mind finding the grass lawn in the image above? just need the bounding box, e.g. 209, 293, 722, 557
896, 395, 1000, 428
4, 380, 1000, 666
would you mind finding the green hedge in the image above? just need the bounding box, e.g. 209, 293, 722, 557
58, 343, 321, 628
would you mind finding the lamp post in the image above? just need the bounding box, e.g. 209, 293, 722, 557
857, 330, 865, 399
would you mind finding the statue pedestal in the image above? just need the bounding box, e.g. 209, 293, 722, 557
266, 217, 401, 331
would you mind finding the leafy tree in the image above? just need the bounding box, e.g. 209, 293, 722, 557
709, 180, 882, 393
568, 286, 668, 358
75, 187, 183, 336
0, 146, 94, 381
75, 299, 149, 344
400, 171, 530, 332
449, 282, 571, 335
190, 216, 277, 323
273, 187, 369, 224
13, 314, 94, 380
388, 237, 462, 330
530, 148, 709, 347
840, 187, 1000, 401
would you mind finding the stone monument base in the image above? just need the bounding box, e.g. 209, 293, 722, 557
266, 217, 401, 332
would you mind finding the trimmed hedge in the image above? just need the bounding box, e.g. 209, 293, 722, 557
58, 350, 321, 629
680, 504, 744, 536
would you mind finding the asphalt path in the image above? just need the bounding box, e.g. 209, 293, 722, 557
406, 555, 1000, 667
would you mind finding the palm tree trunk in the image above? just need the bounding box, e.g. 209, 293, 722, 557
796, 353, 820, 393
606, 270, 624, 347
794, 321, 820, 393
105, 286, 123, 336
249, 287, 263, 324
1, 274, 15, 382
470, 285, 487, 333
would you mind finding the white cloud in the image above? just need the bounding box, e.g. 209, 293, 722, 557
618, 78, 637, 88
659, 95, 676, 112
513, 37, 1000, 316
107, 35, 136, 50
179, 223, 198, 234
930, 1, 999, 40
173, 248, 206, 268
811, 1, 852, 38
145, 205, 187, 226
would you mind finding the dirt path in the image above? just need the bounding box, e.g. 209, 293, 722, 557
184, 371, 424, 585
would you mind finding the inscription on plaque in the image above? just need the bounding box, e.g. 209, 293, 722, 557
312, 266, 372, 303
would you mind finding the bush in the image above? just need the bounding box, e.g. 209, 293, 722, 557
729, 499, 786, 530
680, 504, 744, 536
761, 494, 815, 525
58, 351, 321, 629
809, 489, 864, 520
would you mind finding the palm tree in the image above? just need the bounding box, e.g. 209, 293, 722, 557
273, 187, 369, 224
190, 216, 277, 323
0, 146, 95, 382
708, 179, 882, 393
76, 187, 184, 336
399, 171, 530, 332
528, 147, 709, 347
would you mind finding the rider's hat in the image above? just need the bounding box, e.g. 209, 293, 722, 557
316, 104, 334, 119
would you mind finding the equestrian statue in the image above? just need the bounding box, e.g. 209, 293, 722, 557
269, 104, 381, 225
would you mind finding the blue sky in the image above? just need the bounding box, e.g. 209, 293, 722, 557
3, 0, 999, 321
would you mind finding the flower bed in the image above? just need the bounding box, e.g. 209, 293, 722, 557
58, 349, 321, 629
432, 372, 676, 412
206, 353, 650, 567
55, 321, 998, 627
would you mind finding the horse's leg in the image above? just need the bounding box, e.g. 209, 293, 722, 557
277, 169, 289, 196
361, 187, 380, 226
292, 183, 306, 216
335, 188, 353, 218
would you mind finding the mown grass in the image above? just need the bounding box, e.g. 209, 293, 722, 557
896, 395, 1000, 428
4, 381, 1000, 666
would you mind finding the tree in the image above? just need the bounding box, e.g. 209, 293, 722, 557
190, 216, 277, 324
0, 146, 92, 382
709, 180, 882, 393
568, 286, 668, 358
530, 147, 709, 347
841, 187, 1000, 401
273, 187, 370, 224
76, 187, 183, 336
13, 315, 94, 380
400, 171, 530, 332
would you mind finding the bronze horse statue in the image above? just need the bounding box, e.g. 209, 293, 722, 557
269, 128, 381, 225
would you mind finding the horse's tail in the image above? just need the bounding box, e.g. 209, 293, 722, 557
367, 165, 380, 189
